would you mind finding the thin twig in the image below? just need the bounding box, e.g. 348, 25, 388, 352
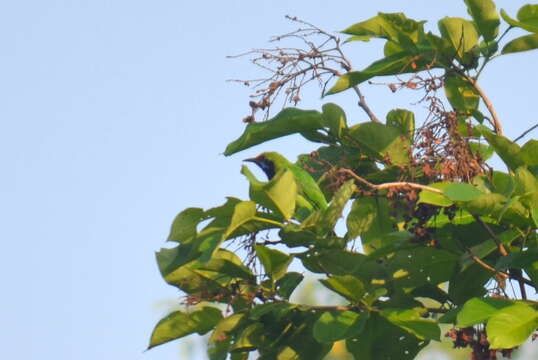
513, 123, 538, 142
338, 168, 444, 194
473, 215, 508, 256
466, 77, 503, 135
353, 86, 381, 123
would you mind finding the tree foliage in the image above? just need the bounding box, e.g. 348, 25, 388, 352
150, 1, 538, 359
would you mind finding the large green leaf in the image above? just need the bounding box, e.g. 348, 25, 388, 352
326, 52, 413, 95
224, 108, 324, 155
502, 33, 538, 54
500, 7, 538, 33
313, 311, 365, 343
444, 73, 480, 113
343, 12, 426, 43
318, 180, 356, 235
348, 122, 410, 165
276, 272, 304, 299
148, 307, 223, 349
322, 103, 347, 139
346, 313, 428, 360
388, 247, 458, 288
168, 207, 206, 243
464, 0, 500, 41
418, 182, 453, 207
386, 109, 415, 139
319, 275, 366, 302
346, 198, 379, 239
487, 303, 538, 349
477, 125, 525, 171
381, 308, 441, 341
223, 201, 257, 239
520, 139, 538, 166
448, 264, 491, 305
255, 245, 292, 281
443, 182, 483, 202
438, 17, 479, 63
456, 297, 514, 327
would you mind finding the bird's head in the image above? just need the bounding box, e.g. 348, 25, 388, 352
243, 153, 276, 180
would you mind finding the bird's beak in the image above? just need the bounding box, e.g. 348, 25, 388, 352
243, 157, 258, 163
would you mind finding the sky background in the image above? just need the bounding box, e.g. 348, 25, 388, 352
1, 1, 537, 359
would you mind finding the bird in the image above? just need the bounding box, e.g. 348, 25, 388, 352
243, 152, 328, 210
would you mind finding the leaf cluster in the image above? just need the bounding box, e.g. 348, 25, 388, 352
150, 1, 538, 359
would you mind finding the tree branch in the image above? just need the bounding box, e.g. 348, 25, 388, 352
352, 85, 381, 123
513, 123, 538, 142
338, 168, 444, 194
467, 78, 503, 135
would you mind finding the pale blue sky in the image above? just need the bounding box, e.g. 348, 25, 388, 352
1, 1, 536, 359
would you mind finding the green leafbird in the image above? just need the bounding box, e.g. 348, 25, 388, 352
244, 152, 328, 210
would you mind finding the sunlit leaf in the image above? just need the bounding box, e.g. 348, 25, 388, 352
313, 311, 365, 343
438, 17, 479, 63
502, 33, 538, 54
148, 307, 223, 349
224, 108, 324, 155
319, 275, 365, 302
464, 0, 500, 41
487, 303, 538, 349
381, 308, 441, 340
255, 245, 292, 281
456, 297, 514, 327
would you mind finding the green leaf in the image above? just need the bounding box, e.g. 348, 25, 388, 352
168, 208, 206, 243
148, 307, 223, 349
469, 141, 494, 161
348, 122, 410, 165
448, 264, 491, 305
346, 313, 428, 360
520, 139, 538, 166
500, 8, 538, 33
313, 311, 365, 343
438, 17, 479, 63
487, 303, 538, 349
443, 183, 483, 202
381, 308, 441, 341
477, 125, 525, 171
346, 198, 379, 239
386, 109, 415, 139
319, 275, 365, 302
326, 52, 413, 95
322, 103, 347, 139
319, 180, 356, 234
224, 201, 257, 239
444, 73, 480, 112
418, 183, 453, 207
255, 245, 292, 281
502, 33, 538, 54
231, 323, 264, 352
464, 0, 500, 41
224, 108, 324, 155
276, 272, 304, 299
199, 249, 255, 281
342, 12, 426, 43
456, 297, 514, 327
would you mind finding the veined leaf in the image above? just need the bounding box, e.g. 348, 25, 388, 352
381, 308, 441, 340
502, 33, 538, 54
456, 297, 514, 327
224, 108, 324, 155
313, 311, 365, 343
464, 0, 500, 41
319, 275, 365, 302
500, 8, 538, 33
149, 307, 223, 349
438, 17, 479, 63
487, 303, 538, 349
255, 245, 292, 281
444, 73, 480, 113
